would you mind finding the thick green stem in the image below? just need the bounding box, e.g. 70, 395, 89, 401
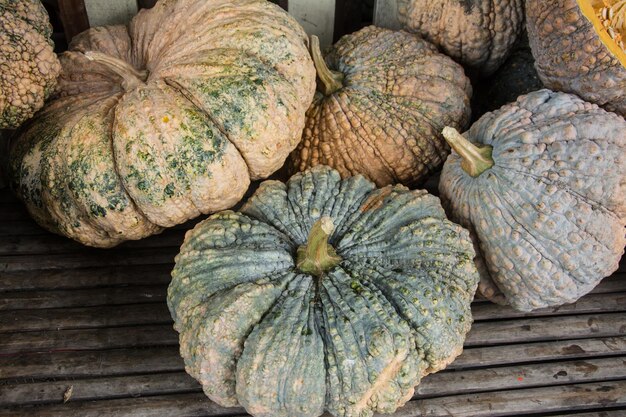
310, 35, 344, 96
297, 217, 342, 277
442, 126, 494, 177
84, 51, 148, 92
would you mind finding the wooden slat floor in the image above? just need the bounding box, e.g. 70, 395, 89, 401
1, 189, 625, 417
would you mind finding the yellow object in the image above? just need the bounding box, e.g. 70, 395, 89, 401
577, 0, 626, 67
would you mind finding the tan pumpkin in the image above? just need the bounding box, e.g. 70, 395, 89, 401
526, 0, 626, 116
8, 0, 315, 248
288, 26, 472, 187
0, 0, 61, 129
397, 0, 525, 77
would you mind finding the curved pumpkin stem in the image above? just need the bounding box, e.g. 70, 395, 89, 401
310, 35, 344, 96
442, 127, 494, 178
84, 51, 148, 91
297, 217, 342, 277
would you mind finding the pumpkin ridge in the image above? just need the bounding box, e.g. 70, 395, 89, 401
161, 76, 253, 177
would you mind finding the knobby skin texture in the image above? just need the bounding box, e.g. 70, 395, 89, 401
440, 90, 626, 311
526, 0, 626, 117
168, 166, 479, 417
8, 0, 315, 247
289, 26, 472, 188
397, 0, 525, 77
0, 0, 61, 129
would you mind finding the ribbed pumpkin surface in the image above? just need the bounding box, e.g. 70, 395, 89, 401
8, 0, 315, 247
0, 0, 60, 129
440, 90, 626, 311
168, 166, 479, 417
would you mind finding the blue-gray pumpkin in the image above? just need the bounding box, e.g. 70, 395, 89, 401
168, 166, 479, 417
439, 89, 626, 311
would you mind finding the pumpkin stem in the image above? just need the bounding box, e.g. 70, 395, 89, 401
297, 217, 342, 277
84, 51, 148, 91
310, 35, 344, 96
442, 127, 494, 177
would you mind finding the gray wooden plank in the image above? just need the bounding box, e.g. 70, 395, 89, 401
465, 313, 626, 346
0, 265, 172, 292
0, 372, 201, 406
0, 285, 168, 311
373, 0, 402, 29
3, 357, 625, 407
0, 229, 186, 256
84, 0, 137, 27
0, 347, 184, 380
2, 312, 624, 356
393, 380, 626, 417
471, 292, 626, 320
450, 336, 626, 370
0, 303, 172, 332
416, 356, 626, 398
0, 393, 244, 417
288, 0, 336, 47
3, 291, 625, 334
0, 324, 178, 355
2, 337, 624, 382
0, 248, 177, 272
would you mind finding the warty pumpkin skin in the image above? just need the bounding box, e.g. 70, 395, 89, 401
526, 0, 626, 117
8, 0, 315, 248
439, 89, 626, 312
288, 26, 472, 188
0, 0, 61, 129
168, 166, 480, 417
397, 0, 525, 78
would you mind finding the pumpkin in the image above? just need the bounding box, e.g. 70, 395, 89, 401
396, 0, 525, 77
168, 166, 479, 417
526, 0, 626, 117
439, 89, 626, 312
288, 26, 472, 188
8, 0, 315, 248
0, 0, 61, 129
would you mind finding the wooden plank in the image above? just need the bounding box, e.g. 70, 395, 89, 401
0, 285, 167, 311
2, 312, 624, 356
0, 324, 178, 355
0, 393, 244, 417
465, 313, 626, 346
471, 292, 626, 320
417, 357, 626, 398
394, 380, 626, 417
3, 357, 625, 407
0, 248, 176, 272
451, 336, 626, 370
0, 265, 172, 292
0, 372, 201, 406
2, 337, 624, 382
0, 347, 184, 380
57, 0, 90, 41
83, 0, 137, 27
288, 0, 336, 47
3, 291, 625, 334
373, 0, 402, 29
0, 229, 186, 256
0, 303, 172, 332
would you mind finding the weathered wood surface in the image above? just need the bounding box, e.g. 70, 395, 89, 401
1, 189, 625, 416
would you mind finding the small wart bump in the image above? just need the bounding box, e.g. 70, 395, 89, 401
163, 116, 170, 123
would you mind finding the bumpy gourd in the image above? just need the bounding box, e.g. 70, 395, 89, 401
439, 89, 626, 311
288, 26, 472, 188
397, 0, 525, 77
8, 0, 315, 247
526, 0, 626, 116
168, 166, 479, 417
0, 0, 61, 129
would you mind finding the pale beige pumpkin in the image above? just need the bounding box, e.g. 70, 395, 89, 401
9, 0, 315, 247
